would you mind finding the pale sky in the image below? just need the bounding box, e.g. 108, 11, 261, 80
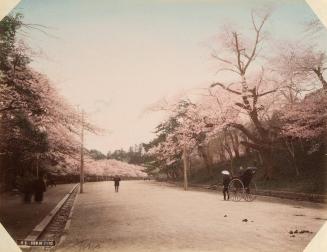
11, 0, 325, 153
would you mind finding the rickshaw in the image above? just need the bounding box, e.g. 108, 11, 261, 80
227, 167, 257, 202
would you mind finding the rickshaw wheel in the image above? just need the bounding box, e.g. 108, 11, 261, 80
244, 181, 257, 202
228, 179, 244, 201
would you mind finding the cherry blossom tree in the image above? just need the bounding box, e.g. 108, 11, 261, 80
274, 20, 327, 174
274, 43, 327, 94
146, 94, 234, 179
209, 9, 283, 179
0, 13, 99, 189
274, 43, 327, 140
84, 158, 147, 178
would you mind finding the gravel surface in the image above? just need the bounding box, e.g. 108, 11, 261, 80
56, 181, 327, 252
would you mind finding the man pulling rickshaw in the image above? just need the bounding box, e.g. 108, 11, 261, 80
221, 166, 257, 202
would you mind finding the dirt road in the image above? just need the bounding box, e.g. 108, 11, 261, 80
57, 181, 327, 252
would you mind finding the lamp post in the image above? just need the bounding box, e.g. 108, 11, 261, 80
80, 109, 84, 193
35, 126, 46, 178
182, 146, 189, 191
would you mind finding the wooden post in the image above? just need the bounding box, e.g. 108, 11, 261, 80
80, 110, 84, 193
183, 146, 189, 191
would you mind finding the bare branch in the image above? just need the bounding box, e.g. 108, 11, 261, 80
21, 23, 59, 39
215, 68, 240, 75
233, 32, 243, 74
235, 102, 249, 111
210, 82, 241, 95
313, 67, 327, 89
211, 53, 234, 65
227, 122, 260, 143
257, 89, 278, 97
243, 11, 269, 73
240, 140, 261, 150
207, 88, 224, 112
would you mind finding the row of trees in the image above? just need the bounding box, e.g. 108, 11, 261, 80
106, 144, 145, 164
144, 9, 327, 181
90, 144, 150, 165
0, 13, 96, 190
83, 158, 147, 178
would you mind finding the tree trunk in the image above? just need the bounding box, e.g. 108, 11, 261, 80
284, 139, 300, 176
229, 131, 240, 159
183, 146, 189, 191
189, 157, 192, 179
313, 67, 327, 89
224, 144, 234, 172
198, 145, 213, 177
260, 149, 274, 180
218, 144, 227, 162
166, 170, 170, 180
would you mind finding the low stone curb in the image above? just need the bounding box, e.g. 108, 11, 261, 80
58, 188, 79, 246
24, 184, 79, 242
166, 181, 327, 203
253, 189, 327, 203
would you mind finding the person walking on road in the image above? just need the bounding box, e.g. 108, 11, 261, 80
221, 170, 231, 201
113, 176, 121, 192
34, 174, 47, 203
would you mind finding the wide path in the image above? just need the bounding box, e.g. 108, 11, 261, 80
57, 181, 327, 252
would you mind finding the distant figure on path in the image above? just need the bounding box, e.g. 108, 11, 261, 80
221, 170, 231, 200
113, 176, 121, 192
34, 174, 47, 203
47, 176, 56, 187
22, 175, 34, 203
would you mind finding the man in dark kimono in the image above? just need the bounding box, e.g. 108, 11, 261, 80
34, 175, 47, 203
113, 176, 121, 192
